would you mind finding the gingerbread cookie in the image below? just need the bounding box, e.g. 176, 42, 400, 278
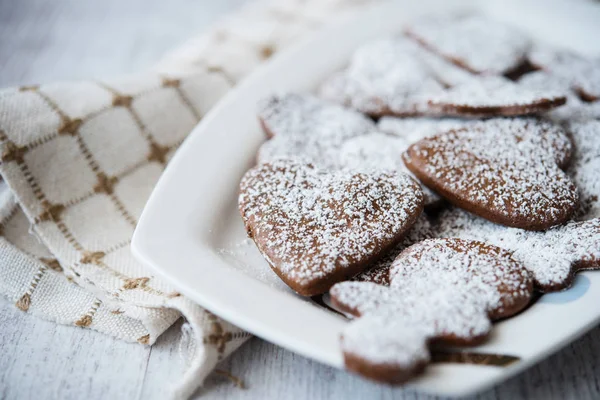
405, 14, 531, 75
338, 133, 442, 208
330, 238, 533, 384
257, 94, 375, 168
319, 38, 444, 117
529, 47, 600, 101
403, 118, 578, 230
424, 76, 567, 117
239, 160, 424, 296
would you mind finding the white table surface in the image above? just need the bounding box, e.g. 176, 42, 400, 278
1, 1, 599, 399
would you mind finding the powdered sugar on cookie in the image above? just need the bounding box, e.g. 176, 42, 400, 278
239, 160, 424, 296
404, 118, 578, 230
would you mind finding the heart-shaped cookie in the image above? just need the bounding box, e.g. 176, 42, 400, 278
239, 160, 424, 296
403, 118, 578, 230
330, 238, 533, 384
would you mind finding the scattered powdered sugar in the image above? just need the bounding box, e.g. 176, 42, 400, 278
405, 118, 578, 229
529, 47, 600, 101
405, 14, 531, 74
257, 94, 376, 168
377, 116, 474, 143
239, 160, 423, 294
567, 120, 600, 220
433, 208, 600, 291
319, 38, 444, 116
331, 238, 532, 369
338, 133, 441, 206
424, 76, 567, 117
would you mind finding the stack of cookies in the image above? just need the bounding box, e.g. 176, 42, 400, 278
238, 14, 600, 384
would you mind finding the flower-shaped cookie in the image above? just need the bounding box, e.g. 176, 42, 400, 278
330, 238, 533, 383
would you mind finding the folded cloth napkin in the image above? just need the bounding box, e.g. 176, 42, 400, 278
0, 0, 375, 398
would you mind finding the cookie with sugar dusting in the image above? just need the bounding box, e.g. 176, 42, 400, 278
424, 76, 567, 117
403, 118, 578, 230
239, 159, 424, 296
433, 208, 600, 292
338, 133, 442, 208
330, 238, 533, 384
257, 94, 375, 168
319, 38, 444, 117
529, 47, 600, 101
405, 14, 531, 75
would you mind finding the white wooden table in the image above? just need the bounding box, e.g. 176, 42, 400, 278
1, 1, 599, 399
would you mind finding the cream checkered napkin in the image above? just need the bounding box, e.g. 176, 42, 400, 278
0, 0, 375, 398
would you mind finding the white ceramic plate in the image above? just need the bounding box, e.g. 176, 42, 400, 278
132, 0, 600, 396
